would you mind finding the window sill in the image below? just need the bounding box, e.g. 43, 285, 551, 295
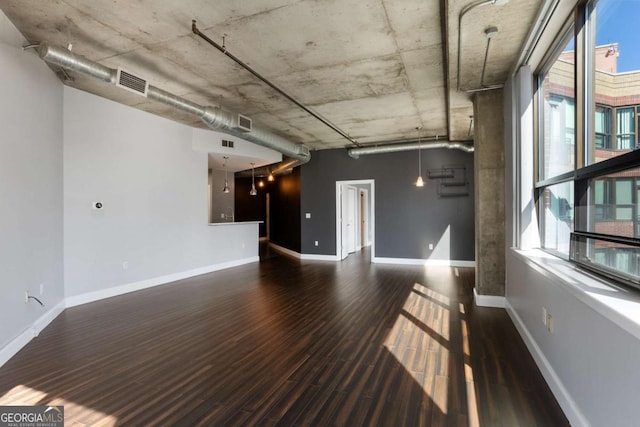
512, 248, 640, 341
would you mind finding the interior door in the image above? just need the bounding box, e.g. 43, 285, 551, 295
346, 186, 357, 253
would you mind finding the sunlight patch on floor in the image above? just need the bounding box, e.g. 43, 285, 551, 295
383, 283, 451, 414
461, 302, 480, 427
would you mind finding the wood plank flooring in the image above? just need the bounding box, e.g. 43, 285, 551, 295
0, 246, 568, 426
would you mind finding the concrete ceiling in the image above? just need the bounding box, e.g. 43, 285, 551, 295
0, 0, 542, 150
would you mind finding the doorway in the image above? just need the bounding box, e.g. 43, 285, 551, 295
336, 179, 375, 261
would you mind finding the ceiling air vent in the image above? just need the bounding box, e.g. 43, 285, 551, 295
116, 68, 149, 97
234, 114, 252, 132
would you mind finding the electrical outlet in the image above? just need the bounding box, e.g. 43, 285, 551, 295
221, 213, 225, 219
428, 243, 434, 250
25, 290, 30, 304
39, 283, 44, 295
315, 240, 319, 246
546, 313, 554, 333
306, 213, 311, 219
542, 307, 547, 326
122, 261, 129, 270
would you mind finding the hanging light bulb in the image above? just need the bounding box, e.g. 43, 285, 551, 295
249, 162, 257, 196
222, 156, 230, 193
415, 126, 424, 187
267, 172, 275, 182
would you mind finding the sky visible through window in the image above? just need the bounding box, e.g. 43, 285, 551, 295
561, 0, 640, 73
595, 0, 640, 72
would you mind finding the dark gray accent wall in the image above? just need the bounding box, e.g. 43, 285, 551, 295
270, 167, 302, 252
301, 148, 475, 260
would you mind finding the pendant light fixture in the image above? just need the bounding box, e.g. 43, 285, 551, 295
415, 126, 424, 187
267, 172, 275, 182
249, 162, 257, 196
222, 156, 230, 193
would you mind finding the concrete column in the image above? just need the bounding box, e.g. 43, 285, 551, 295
473, 89, 505, 297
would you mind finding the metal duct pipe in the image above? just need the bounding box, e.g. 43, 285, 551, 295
147, 86, 206, 117
36, 42, 310, 167
38, 42, 116, 83
348, 141, 474, 159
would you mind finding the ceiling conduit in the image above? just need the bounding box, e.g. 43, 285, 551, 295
348, 140, 474, 159
36, 42, 310, 172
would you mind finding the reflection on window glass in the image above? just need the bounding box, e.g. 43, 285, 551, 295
589, 0, 640, 164
616, 108, 635, 149
541, 182, 574, 254
540, 37, 575, 180
595, 106, 611, 148
572, 235, 640, 284
589, 168, 640, 237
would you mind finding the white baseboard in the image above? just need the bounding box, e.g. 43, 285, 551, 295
65, 256, 259, 308
505, 300, 589, 427
372, 257, 476, 267
301, 253, 340, 261
473, 288, 506, 308
0, 299, 66, 368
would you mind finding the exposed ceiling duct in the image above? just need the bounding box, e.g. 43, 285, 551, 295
35, 42, 310, 172
348, 140, 474, 159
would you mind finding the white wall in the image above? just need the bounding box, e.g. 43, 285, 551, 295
64, 87, 258, 298
507, 252, 640, 427
0, 12, 64, 351
505, 70, 640, 427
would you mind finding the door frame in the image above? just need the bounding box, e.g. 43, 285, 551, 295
335, 179, 375, 261
359, 188, 369, 248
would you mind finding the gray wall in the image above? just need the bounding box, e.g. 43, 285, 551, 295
270, 167, 302, 252
63, 87, 258, 298
0, 14, 64, 351
301, 148, 475, 260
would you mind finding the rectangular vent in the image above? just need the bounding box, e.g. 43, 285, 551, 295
222, 139, 234, 148
235, 114, 252, 132
116, 68, 148, 96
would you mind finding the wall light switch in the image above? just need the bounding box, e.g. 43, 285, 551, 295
305, 213, 311, 219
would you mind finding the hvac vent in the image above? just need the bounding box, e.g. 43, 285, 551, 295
234, 114, 252, 132
116, 68, 149, 96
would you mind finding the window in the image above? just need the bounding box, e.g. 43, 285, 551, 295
594, 105, 611, 149
536, 0, 640, 288
616, 108, 635, 150
539, 40, 575, 182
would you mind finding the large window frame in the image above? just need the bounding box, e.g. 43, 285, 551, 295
535, 0, 640, 289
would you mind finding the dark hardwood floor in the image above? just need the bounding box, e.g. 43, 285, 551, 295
0, 246, 568, 426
